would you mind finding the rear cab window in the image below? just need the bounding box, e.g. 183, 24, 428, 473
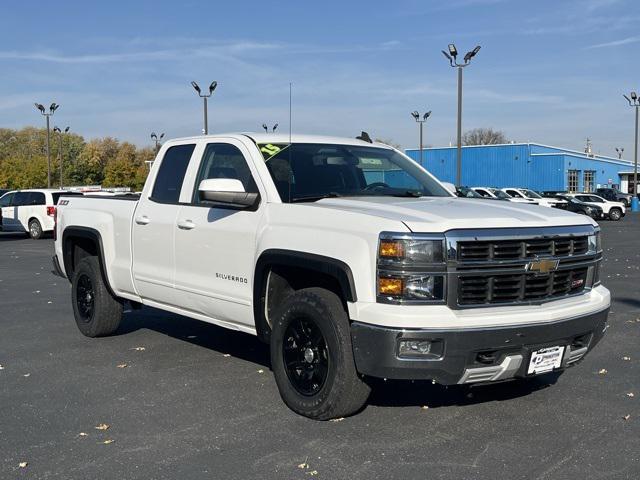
150, 144, 196, 203
52, 192, 83, 204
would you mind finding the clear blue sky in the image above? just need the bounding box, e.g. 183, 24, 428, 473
1, 0, 638, 157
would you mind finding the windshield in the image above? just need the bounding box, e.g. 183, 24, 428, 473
522, 189, 542, 199
258, 143, 451, 202
489, 188, 511, 199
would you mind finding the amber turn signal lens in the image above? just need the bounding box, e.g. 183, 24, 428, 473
378, 277, 404, 296
379, 240, 404, 258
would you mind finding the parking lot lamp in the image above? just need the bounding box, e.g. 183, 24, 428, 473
442, 44, 481, 186
262, 123, 278, 133
191, 81, 217, 135
151, 132, 164, 153
624, 92, 640, 211
53, 126, 69, 188
35, 102, 59, 188
411, 111, 432, 164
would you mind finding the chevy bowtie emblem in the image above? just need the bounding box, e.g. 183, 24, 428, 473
526, 258, 560, 274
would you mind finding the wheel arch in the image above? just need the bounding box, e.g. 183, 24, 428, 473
253, 249, 357, 343
62, 226, 116, 297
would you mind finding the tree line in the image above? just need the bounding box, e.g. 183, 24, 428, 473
0, 127, 156, 191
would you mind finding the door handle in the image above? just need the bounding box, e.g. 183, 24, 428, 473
177, 220, 195, 230
135, 215, 150, 225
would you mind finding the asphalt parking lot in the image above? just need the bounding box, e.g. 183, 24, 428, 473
1, 217, 639, 480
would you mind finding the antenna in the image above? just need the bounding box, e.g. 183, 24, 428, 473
289, 82, 292, 145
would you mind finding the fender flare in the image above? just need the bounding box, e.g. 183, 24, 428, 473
61, 226, 116, 297
253, 249, 357, 342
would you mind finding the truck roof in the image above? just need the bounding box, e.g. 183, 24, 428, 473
165, 133, 394, 149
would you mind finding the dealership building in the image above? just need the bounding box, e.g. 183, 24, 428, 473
405, 143, 637, 194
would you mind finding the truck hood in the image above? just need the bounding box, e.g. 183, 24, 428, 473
310, 196, 597, 232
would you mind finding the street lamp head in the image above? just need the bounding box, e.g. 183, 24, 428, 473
273, 123, 278, 132
64, 126, 70, 133
411, 111, 420, 120
624, 94, 632, 105
209, 81, 218, 94
160, 133, 164, 139
441, 50, 453, 63
49, 103, 59, 113
35, 103, 45, 113
53, 126, 61, 133
151, 132, 157, 140
424, 111, 432, 120
463, 45, 481, 63
191, 81, 201, 94
448, 44, 458, 58
262, 123, 268, 132
631, 91, 638, 100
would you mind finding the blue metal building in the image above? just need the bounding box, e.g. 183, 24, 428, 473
405, 143, 636, 193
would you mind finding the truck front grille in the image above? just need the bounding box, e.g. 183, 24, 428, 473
457, 236, 588, 262
458, 267, 588, 306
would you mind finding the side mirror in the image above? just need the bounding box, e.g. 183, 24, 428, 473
198, 178, 259, 208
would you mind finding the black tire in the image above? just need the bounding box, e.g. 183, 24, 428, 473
28, 219, 43, 239
608, 208, 622, 221
270, 287, 370, 420
71, 256, 122, 337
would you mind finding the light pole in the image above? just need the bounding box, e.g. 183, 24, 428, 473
442, 43, 481, 186
410, 111, 431, 164
191, 81, 217, 134
615, 147, 624, 159
623, 92, 640, 211
53, 126, 69, 188
35, 102, 59, 188
262, 123, 278, 133
151, 132, 165, 153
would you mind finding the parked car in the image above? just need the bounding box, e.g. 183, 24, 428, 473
555, 195, 604, 219
566, 193, 626, 221
501, 187, 566, 208
0, 189, 83, 239
53, 133, 609, 420
471, 187, 538, 204
595, 188, 633, 207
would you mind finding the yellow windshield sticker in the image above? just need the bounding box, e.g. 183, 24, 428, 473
260, 144, 282, 157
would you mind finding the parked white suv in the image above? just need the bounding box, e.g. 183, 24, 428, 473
53, 134, 610, 420
501, 188, 565, 208
568, 194, 626, 221
471, 187, 538, 204
0, 189, 82, 239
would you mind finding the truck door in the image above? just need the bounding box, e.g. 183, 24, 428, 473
132, 143, 196, 305
173, 140, 264, 327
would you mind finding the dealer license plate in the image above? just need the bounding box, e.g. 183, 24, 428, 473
527, 346, 565, 375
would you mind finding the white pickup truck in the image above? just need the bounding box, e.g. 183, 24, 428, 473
53, 133, 610, 420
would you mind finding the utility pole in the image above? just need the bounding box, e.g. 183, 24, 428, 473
623, 92, 640, 212
442, 44, 481, 186
53, 126, 69, 188
410, 111, 432, 164
35, 102, 59, 188
191, 81, 217, 134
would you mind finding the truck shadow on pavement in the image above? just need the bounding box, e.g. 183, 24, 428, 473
116, 307, 560, 410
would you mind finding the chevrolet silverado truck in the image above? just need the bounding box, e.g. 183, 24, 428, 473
53, 133, 610, 420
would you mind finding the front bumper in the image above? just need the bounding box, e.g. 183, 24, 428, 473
351, 307, 609, 385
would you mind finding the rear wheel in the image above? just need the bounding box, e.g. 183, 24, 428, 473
71, 256, 122, 337
28, 219, 43, 239
609, 208, 622, 221
270, 287, 370, 420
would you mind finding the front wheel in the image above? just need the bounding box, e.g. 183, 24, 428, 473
608, 208, 622, 221
270, 287, 370, 420
28, 219, 43, 239
71, 256, 123, 337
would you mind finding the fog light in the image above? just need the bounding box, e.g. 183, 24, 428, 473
399, 340, 432, 356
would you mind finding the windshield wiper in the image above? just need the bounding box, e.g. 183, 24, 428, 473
391, 190, 423, 198
291, 192, 343, 203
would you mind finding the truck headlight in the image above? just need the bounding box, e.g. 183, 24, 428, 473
377, 233, 447, 304
588, 231, 601, 253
